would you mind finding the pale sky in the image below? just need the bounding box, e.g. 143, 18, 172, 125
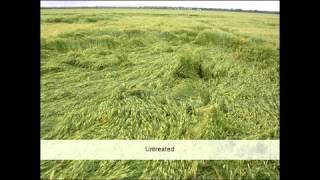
41, 1, 279, 12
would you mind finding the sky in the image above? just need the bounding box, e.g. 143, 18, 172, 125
41, 1, 280, 12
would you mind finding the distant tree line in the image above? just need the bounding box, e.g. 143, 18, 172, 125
41, 6, 279, 14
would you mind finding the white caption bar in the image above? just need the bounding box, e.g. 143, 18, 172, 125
41, 140, 279, 160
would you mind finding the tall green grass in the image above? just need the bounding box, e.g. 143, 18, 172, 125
41, 8, 279, 179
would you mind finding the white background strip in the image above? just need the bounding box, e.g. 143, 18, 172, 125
41, 140, 279, 160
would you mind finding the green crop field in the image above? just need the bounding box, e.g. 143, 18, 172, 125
41, 8, 279, 179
